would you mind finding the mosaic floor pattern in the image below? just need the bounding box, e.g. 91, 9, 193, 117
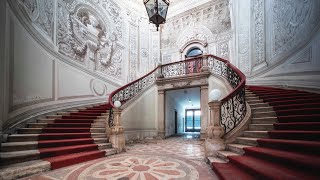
23, 136, 218, 180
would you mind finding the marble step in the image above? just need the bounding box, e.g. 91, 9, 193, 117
243, 131, 269, 138
216, 151, 240, 162
246, 96, 260, 101
104, 148, 117, 156
18, 127, 105, 134
236, 137, 258, 146
1, 138, 108, 152
7, 133, 107, 142
249, 124, 274, 131
249, 103, 270, 108
251, 107, 274, 113
247, 99, 264, 104
0, 159, 51, 180
37, 118, 105, 123
252, 111, 276, 118
227, 144, 252, 155
251, 117, 278, 124
206, 156, 227, 164
27, 123, 105, 128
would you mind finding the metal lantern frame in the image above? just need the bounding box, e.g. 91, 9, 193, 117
143, 0, 170, 31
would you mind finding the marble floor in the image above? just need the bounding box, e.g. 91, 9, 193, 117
23, 135, 218, 180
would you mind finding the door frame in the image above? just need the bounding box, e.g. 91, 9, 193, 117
185, 109, 201, 132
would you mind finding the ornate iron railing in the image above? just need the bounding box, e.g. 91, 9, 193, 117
108, 55, 246, 134
161, 57, 203, 78
206, 55, 246, 134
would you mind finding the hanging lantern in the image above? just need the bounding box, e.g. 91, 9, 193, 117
144, 0, 170, 31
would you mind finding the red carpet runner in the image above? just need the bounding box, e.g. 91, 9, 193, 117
38, 104, 111, 169
212, 86, 320, 180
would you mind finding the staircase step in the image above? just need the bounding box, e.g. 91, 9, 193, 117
257, 138, 320, 155
7, 133, 106, 142
1, 141, 38, 152
217, 151, 240, 162
244, 147, 320, 171
249, 124, 274, 131
243, 131, 269, 138
251, 107, 273, 113
228, 155, 318, 179
0, 160, 51, 180
227, 144, 252, 155
236, 137, 258, 146
274, 122, 320, 131
268, 130, 320, 141
247, 99, 263, 104
0, 150, 40, 166
104, 148, 117, 156
246, 97, 259, 101
44, 150, 105, 169
251, 117, 277, 124
46, 115, 62, 119
212, 162, 255, 180
249, 103, 270, 108
252, 111, 276, 118
207, 156, 227, 164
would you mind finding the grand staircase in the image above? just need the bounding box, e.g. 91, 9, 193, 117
211, 86, 320, 180
0, 103, 117, 179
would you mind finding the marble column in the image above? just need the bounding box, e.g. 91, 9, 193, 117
200, 85, 209, 139
109, 108, 125, 153
157, 90, 165, 138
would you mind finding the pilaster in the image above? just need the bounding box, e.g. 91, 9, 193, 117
157, 90, 165, 138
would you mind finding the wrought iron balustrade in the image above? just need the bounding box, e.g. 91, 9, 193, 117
108, 55, 246, 134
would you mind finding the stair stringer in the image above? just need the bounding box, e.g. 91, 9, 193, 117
224, 102, 252, 144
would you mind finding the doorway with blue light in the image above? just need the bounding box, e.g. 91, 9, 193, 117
165, 87, 201, 137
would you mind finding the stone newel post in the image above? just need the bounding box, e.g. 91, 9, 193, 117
205, 89, 225, 158
109, 102, 125, 153
104, 111, 111, 138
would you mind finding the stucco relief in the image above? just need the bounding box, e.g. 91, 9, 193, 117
272, 0, 320, 58
253, 0, 265, 66
56, 0, 125, 80
238, 25, 250, 73
219, 41, 229, 59
18, 0, 53, 39
129, 24, 138, 81
161, 0, 230, 50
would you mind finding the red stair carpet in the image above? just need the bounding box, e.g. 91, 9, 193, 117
38, 103, 111, 169
212, 86, 320, 180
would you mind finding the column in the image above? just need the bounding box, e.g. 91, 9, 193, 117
157, 90, 165, 138
200, 85, 209, 139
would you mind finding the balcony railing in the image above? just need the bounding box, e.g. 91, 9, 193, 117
108, 55, 246, 135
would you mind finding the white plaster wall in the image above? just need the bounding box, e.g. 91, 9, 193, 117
12, 18, 53, 106
208, 75, 233, 100
2, 4, 121, 133
121, 86, 158, 140
165, 92, 185, 136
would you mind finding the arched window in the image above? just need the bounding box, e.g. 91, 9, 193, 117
185, 47, 203, 58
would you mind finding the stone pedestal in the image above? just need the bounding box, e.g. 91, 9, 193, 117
104, 112, 111, 138
109, 108, 125, 153
204, 101, 225, 158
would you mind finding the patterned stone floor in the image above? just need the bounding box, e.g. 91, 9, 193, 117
23, 135, 218, 180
